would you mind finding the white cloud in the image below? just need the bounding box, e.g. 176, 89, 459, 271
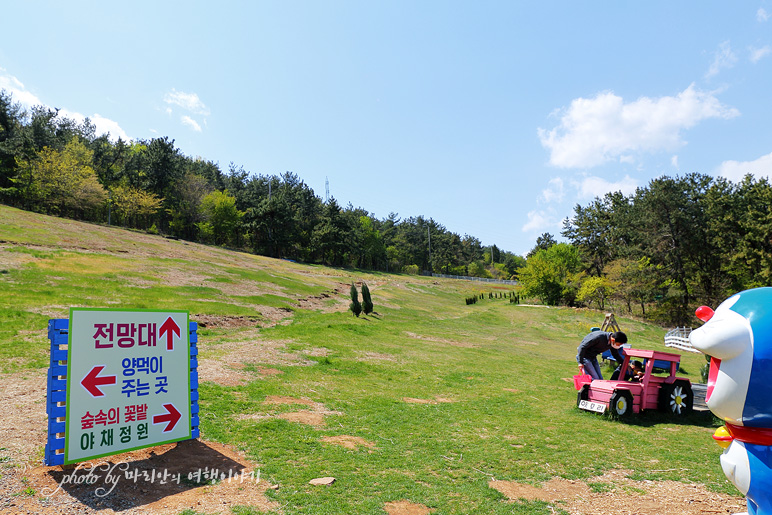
164, 89, 209, 132
521, 210, 558, 233
540, 177, 565, 203
671, 155, 679, 169
91, 114, 129, 141
538, 84, 739, 169
59, 108, 130, 141
758, 7, 770, 22
0, 68, 129, 142
706, 41, 737, 78
574, 175, 638, 200
716, 152, 772, 182
0, 67, 42, 108
164, 89, 209, 115
750, 45, 771, 63
181, 115, 202, 132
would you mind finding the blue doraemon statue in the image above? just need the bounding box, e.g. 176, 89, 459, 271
690, 287, 772, 515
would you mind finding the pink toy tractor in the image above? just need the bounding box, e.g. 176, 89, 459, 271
576, 348, 693, 418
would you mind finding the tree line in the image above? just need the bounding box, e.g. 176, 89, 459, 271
0, 90, 525, 278
519, 172, 772, 326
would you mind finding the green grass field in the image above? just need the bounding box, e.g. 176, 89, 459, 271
0, 205, 738, 514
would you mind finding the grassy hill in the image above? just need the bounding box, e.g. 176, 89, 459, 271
0, 205, 740, 514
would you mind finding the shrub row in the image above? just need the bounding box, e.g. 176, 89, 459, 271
464, 291, 520, 305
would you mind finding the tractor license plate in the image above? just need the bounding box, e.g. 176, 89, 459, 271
579, 400, 606, 413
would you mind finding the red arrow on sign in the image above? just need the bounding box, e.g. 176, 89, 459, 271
159, 316, 181, 351
153, 403, 182, 433
81, 365, 117, 397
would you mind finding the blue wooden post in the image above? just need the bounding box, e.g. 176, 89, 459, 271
189, 321, 200, 438
44, 319, 200, 466
44, 319, 68, 466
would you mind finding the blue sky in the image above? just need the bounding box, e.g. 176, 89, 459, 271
2, 2, 771, 255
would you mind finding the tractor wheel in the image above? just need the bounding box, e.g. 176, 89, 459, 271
577, 384, 589, 407
609, 390, 633, 419
659, 380, 693, 417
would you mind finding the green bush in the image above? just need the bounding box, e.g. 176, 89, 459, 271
349, 283, 362, 317
403, 264, 419, 275
448, 265, 466, 276
361, 282, 374, 315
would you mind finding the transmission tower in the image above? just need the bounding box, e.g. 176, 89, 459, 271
325, 177, 330, 203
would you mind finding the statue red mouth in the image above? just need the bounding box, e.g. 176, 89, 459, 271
707, 356, 720, 402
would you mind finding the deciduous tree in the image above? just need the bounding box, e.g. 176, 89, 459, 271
519, 243, 581, 305
110, 183, 163, 229
16, 138, 107, 218
576, 275, 615, 310
197, 190, 243, 246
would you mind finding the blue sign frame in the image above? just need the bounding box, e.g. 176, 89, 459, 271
44, 319, 200, 466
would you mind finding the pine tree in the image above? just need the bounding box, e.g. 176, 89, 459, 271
349, 283, 362, 317
361, 282, 374, 315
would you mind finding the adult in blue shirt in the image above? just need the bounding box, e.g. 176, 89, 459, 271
576, 331, 627, 380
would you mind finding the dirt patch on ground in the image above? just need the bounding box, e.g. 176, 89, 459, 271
193, 314, 266, 329
384, 500, 435, 514
237, 398, 343, 428
150, 266, 269, 294
194, 309, 294, 330
278, 411, 327, 427
304, 347, 331, 357
0, 244, 36, 271
403, 397, 455, 405
404, 331, 477, 348
320, 436, 376, 451
0, 372, 48, 464
295, 284, 350, 313
256, 367, 284, 377
403, 398, 435, 404
2, 439, 278, 514
197, 360, 252, 387
263, 396, 315, 406
356, 351, 399, 362
197, 332, 317, 386
25, 304, 72, 319
489, 469, 745, 514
